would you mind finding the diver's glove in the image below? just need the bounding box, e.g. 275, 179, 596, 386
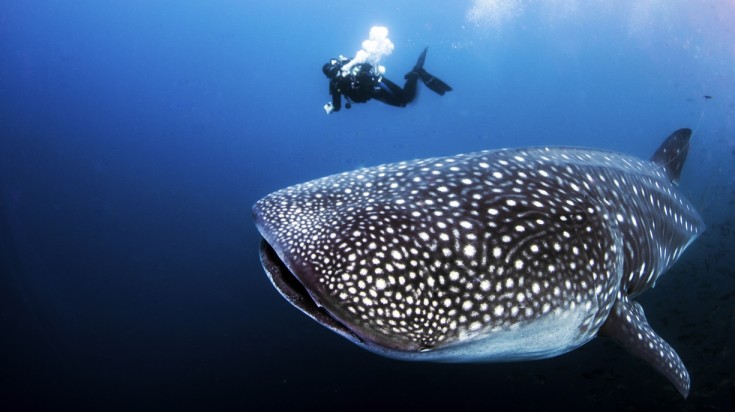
324, 102, 334, 114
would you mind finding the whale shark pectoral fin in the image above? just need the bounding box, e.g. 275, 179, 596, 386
599, 296, 690, 398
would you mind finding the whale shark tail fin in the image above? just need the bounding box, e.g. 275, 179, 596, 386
650, 128, 692, 185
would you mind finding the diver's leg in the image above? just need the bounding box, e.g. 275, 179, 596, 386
377, 75, 419, 106
399, 72, 419, 104
374, 77, 413, 107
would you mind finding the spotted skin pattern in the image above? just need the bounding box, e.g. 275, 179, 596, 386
253, 129, 703, 397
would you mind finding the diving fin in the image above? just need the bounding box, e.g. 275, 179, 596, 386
405, 47, 453, 96
414, 47, 428, 71
405, 47, 428, 79
417, 68, 453, 95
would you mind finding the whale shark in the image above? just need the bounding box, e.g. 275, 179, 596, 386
252, 128, 704, 397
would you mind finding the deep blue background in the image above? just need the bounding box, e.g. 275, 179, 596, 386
1, 1, 734, 410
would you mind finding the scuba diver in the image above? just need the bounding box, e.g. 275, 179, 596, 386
322, 47, 452, 114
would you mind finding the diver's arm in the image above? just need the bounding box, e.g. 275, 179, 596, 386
329, 81, 342, 112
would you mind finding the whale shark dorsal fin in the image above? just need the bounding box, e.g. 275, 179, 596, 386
599, 296, 690, 398
650, 128, 692, 185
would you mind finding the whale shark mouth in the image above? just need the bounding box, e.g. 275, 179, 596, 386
258, 240, 362, 344
258, 238, 429, 354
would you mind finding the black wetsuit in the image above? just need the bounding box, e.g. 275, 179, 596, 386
327, 63, 418, 112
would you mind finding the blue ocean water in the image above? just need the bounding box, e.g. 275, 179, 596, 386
1, 1, 733, 410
